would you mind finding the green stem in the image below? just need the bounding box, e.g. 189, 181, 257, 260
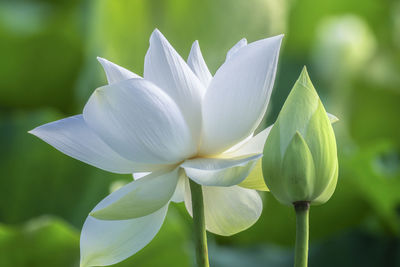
294, 201, 310, 267
189, 180, 210, 267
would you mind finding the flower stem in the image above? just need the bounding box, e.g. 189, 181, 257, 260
189, 179, 209, 267
294, 201, 310, 267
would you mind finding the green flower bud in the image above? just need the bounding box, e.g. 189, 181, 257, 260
262, 67, 338, 206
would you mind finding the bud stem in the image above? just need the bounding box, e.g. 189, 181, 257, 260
294, 201, 310, 267
189, 179, 210, 267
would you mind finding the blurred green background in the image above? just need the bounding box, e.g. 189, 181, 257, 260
1, 0, 400, 266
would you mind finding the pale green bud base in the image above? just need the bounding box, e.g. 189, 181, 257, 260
189, 180, 210, 267
294, 201, 310, 267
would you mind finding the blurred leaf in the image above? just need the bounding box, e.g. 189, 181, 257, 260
0, 1, 83, 112
0, 216, 79, 267
0, 206, 192, 267
342, 142, 400, 235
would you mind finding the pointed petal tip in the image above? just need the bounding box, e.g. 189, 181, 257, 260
150, 28, 163, 41
327, 113, 340, 124
96, 56, 107, 64
191, 40, 200, 49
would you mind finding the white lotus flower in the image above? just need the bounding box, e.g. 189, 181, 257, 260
29, 29, 283, 267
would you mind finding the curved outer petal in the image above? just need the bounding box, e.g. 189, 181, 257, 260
83, 78, 196, 164
238, 159, 268, 191
144, 29, 206, 143
90, 168, 179, 220
187, 40, 212, 88
170, 169, 187, 203
200, 34, 283, 155
184, 184, 262, 236
223, 125, 273, 191
29, 115, 159, 173
181, 154, 261, 187
97, 57, 140, 84
80, 204, 168, 267
327, 112, 339, 124
224, 126, 272, 156
226, 38, 247, 61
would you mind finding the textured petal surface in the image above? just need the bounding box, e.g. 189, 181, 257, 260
90, 168, 178, 220
185, 184, 262, 236
97, 57, 140, 84
200, 35, 283, 155
80, 204, 168, 267
29, 115, 157, 173
144, 29, 205, 142
187, 40, 212, 88
226, 38, 247, 61
83, 78, 196, 164
181, 154, 261, 187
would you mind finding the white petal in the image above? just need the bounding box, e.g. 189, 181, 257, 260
224, 125, 273, 156
171, 169, 187, 203
226, 38, 247, 61
90, 168, 178, 220
187, 40, 212, 88
200, 35, 283, 155
181, 154, 262, 187
184, 184, 262, 236
327, 112, 339, 123
80, 205, 168, 267
97, 57, 140, 84
29, 115, 158, 173
83, 78, 196, 164
144, 29, 206, 142
133, 172, 151, 180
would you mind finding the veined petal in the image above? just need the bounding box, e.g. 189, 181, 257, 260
226, 38, 247, 61
80, 205, 168, 267
29, 115, 158, 173
181, 154, 262, 187
97, 57, 140, 84
83, 78, 196, 164
90, 168, 179, 220
184, 184, 262, 236
187, 40, 212, 88
200, 35, 283, 155
144, 29, 206, 142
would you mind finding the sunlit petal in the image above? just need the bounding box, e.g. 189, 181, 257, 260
97, 57, 140, 84
185, 184, 262, 236
144, 29, 206, 142
187, 40, 212, 87
226, 38, 247, 61
83, 78, 196, 164
90, 168, 178, 220
181, 154, 261, 186
29, 115, 159, 173
200, 35, 283, 155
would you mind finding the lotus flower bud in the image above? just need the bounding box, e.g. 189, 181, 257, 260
262, 67, 338, 206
